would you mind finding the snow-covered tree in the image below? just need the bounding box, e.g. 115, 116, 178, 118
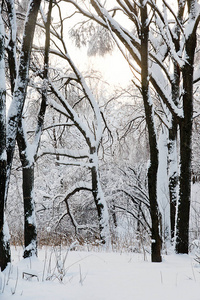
31, 3, 112, 247
62, 0, 200, 258
63, 0, 162, 261
0, 0, 41, 271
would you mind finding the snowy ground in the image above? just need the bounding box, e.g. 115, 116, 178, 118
1, 247, 200, 300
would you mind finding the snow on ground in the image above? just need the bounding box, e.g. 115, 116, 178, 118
1, 247, 200, 300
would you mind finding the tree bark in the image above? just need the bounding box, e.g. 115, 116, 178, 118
22, 165, 37, 258
140, 1, 162, 262
168, 121, 178, 241
0, 0, 41, 269
90, 149, 111, 247
175, 1, 197, 253
6, 0, 42, 201
0, 13, 11, 271
176, 57, 194, 253
168, 0, 184, 242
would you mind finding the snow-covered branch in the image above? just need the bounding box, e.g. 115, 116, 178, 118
48, 82, 96, 148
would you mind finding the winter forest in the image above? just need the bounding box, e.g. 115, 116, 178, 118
1, 0, 200, 299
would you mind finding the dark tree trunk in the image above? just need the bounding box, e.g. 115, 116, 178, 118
169, 59, 179, 241
168, 119, 178, 241
17, 121, 38, 258
6, 0, 42, 200
111, 201, 117, 229
176, 117, 192, 253
140, 2, 162, 262
22, 165, 37, 258
175, 70, 193, 253
168, 1, 183, 241
175, 5, 196, 252
0, 104, 11, 270
0, 13, 11, 271
90, 149, 110, 246
20, 0, 52, 258
0, 112, 10, 269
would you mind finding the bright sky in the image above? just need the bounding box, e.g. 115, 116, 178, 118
68, 45, 133, 88
54, 1, 134, 90
51, 0, 177, 91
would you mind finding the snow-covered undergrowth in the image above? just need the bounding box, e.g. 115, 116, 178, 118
1, 246, 200, 300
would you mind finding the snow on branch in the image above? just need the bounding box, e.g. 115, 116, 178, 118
162, 0, 185, 35
150, 71, 184, 119
6, 0, 42, 197
48, 83, 96, 148
193, 67, 200, 84
62, 0, 107, 27
116, 0, 141, 29
104, 15, 141, 76
44, 13, 103, 146
63, 51, 103, 145
184, 3, 200, 39
91, 0, 141, 63
154, 13, 185, 68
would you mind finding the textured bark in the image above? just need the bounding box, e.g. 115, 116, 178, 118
175, 1, 197, 253
0, 125, 10, 269
140, 2, 162, 262
90, 149, 111, 246
168, 0, 184, 242
6, 0, 42, 200
6, 0, 17, 94
16, 121, 37, 258
176, 58, 194, 253
6, 0, 42, 259
0, 107, 11, 270
17, 0, 52, 258
168, 123, 178, 241
0, 0, 41, 267
22, 166, 37, 258
0, 13, 11, 271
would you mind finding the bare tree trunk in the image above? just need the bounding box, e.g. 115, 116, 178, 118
16, 122, 37, 258
17, 0, 52, 258
176, 61, 194, 254
90, 149, 111, 247
140, 1, 162, 262
168, 120, 178, 241
168, 0, 184, 242
0, 0, 41, 269
23, 165, 37, 258
6, 0, 42, 200
175, 0, 197, 253
0, 14, 11, 270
